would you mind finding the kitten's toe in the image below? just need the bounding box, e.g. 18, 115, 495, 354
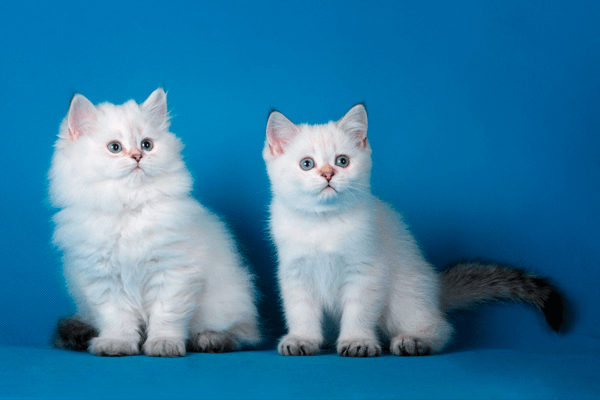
143, 338, 186, 357
188, 331, 238, 353
277, 335, 321, 356
337, 339, 381, 357
390, 336, 432, 356
89, 338, 140, 357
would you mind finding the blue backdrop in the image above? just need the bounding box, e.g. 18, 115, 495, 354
1, 0, 598, 357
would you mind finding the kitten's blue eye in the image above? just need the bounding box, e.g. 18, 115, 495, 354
335, 155, 349, 168
300, 157, 315, 171
107, 141, 122, 153
141, 139, 154, 151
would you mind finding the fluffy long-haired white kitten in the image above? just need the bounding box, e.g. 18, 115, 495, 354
49, 89, 260, 357
264, 104, 563, 357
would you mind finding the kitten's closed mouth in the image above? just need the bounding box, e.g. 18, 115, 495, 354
322, 185, 337, 193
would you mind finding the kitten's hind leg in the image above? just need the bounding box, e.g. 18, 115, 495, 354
188, 330, 237, 353
388, 320, 453, 356
188, 266, 260, 352
189, 319, 261, 353
390, 335, 432, 356
385, 300, 453, 356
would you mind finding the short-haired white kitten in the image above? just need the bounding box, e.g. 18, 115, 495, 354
264, 105, 563, 357
49, 89, 260, 357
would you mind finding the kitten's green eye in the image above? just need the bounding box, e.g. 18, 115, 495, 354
300, 157, 315, 171
335, 155, 349, 168
107, 141, 122, 153
141, 139, 154, 151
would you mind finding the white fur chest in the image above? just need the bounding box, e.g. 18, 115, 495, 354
111, 207, 152, 271
54, 201, 183, 281
269, 199, 375, 266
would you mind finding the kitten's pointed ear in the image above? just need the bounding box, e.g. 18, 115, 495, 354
67, 94, 98, 141
337, 104, 368, 148
266, 111, 298, 156
141, 88, 169, 128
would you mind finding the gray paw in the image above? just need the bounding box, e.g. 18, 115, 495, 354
143, 338, 186, 357
278, 335, 321, 356
390, 336, 431, 356
337, 339, 381, 357
189, 331, 237, 353
89, 338, 140, 357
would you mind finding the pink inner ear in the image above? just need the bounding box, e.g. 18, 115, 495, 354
269, 144, 283, 156
69, 105, 97, 141
352, 131, 367, 148
266, 112, 298, 156
267, 128, 289, 156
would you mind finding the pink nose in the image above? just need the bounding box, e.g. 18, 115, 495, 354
321, 172, 334, 181
131, 153, 142, 162
319, 165, 335, 182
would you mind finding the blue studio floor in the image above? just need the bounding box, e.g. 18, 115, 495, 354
2, 338, 600, 399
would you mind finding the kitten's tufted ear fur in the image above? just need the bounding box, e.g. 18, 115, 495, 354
142, 88, 169, 129
67, 94, 98, 141
266, 111, 298, 156
337, 104, 368, 148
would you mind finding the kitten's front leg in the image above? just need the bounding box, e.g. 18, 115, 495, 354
337, 270, 383, 357
143, 269, 198, 357
84, 284, 142, 356
278, 274, 323, 356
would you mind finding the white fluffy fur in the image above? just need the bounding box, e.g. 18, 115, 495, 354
49, 89, 259, 357
264, 105, 453, 357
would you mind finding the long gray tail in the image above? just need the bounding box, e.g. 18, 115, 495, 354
52, 317, 98, 352
439, 261, 564, 331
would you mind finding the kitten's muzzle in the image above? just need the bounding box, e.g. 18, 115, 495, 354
131, 153, 143, 162
319, 164, 335, 182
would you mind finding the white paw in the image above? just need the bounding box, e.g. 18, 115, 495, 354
278, 335, 321, 356
390, 335, 432, 356
89, 337, 140, 357
189, 331, 238, 353
143, 337, 186, 357
337, 339, 381, 357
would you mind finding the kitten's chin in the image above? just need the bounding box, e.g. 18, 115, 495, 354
318, 186, 339, 203
124, 167, 150, 185
284, 191, 350, 215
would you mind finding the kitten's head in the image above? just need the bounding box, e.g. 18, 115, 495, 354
263, 104, 372, 214
49, 88, 191, 210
